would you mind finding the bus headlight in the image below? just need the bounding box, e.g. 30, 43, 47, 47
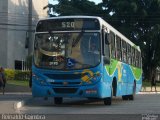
32, 73, 47, 85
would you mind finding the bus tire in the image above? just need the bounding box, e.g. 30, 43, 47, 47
104, 97, 112, 105
54, 97, 63, 104
122, 95, 128, 100
104, 87, 112, 105
129, 81, 136, 100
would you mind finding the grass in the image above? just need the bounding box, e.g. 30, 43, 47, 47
142, 80, 160, 87
7, 80, 29, 87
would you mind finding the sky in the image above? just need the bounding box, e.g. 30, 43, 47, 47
48, 0, 102, 5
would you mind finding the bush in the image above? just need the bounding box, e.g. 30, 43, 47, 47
4, 69, 15, 80
4, 69, 31, 81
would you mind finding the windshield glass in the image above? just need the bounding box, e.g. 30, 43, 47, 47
34, 32, 100, 70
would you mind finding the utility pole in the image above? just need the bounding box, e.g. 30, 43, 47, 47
28, 0, 33, 55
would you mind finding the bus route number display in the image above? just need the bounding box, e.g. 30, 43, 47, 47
62, 22, 75, 28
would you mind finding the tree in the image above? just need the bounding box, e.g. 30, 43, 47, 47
44, 0, 103, 16
102, 0, 160, 80
44, 0, 160, 81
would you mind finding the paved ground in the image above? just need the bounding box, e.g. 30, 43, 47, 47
0, 84, 159, 120
18, 93, 160, 114
3, 84, 31, 92
0, 93, 31, 114
0, 92, 160, 120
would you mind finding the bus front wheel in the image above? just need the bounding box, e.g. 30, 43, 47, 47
104, 88, 112, 105
54, 97, 63, 104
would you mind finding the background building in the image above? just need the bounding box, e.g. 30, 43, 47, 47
0, 0, 48, 69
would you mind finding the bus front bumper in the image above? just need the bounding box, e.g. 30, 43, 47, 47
32, 81, 111, 98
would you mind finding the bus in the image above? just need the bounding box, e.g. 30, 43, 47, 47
32, 16, 142, 105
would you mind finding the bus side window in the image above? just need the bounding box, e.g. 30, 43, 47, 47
127, 44, 131, 64
122, 40, 127, 63
136, 50, 141, 68
103, 31, 110, 64
132, 48, 135, 66
110, 32, 116, 59
116, 36, 122, 61
135, 50, 139, 67
139, 52, 142, 68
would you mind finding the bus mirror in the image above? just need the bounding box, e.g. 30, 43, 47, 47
104, 56, 110, 64
105, 33, 110, 45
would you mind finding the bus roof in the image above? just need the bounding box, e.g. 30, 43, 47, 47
38, 16, 140, 52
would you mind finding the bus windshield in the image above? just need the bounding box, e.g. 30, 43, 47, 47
34, 32, 100, 70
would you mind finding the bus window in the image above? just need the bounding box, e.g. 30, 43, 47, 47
131, 47, 136, 66
136, 50, 141, 68
135, 50, 139, 67
139, 52, 142, 68
80, 33, 100, 66
116, 36, 122, 61
110, 32, 116, 59
140, 53, 142, 68
127, 44, 131, 64
122, 40, 127, 63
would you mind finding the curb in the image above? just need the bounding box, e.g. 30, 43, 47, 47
138, 92, 160, 94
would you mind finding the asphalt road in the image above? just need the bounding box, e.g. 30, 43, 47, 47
18, 93, 160, 120
0, 93, 31, 114
19, 93, 160, 115
4, 84, 31, 92
0, 93, 160, 120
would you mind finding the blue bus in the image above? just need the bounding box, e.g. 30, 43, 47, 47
31, 16, 142, 105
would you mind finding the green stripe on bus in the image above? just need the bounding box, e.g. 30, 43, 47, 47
105, 59, 142, 80
105, 59, 118, 76
130, 66, 142, 80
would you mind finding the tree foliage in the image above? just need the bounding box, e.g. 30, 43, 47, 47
44, 0, 160, 80
44, 0, 103, 16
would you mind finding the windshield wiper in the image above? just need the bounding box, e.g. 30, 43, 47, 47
72, 30, 84, 47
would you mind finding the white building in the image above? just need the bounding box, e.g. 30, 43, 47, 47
0, 0, 48, 69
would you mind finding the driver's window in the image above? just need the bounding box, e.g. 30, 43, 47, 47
88, 34, 99, 53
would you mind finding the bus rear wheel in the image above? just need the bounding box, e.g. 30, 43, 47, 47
129, 82, 136, 100
122, 82, 136, 101
122, 95, 128, 100
104, 97, 112, 105
54, 97, 63, 104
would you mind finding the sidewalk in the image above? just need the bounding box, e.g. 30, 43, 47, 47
141, 86, 160, 92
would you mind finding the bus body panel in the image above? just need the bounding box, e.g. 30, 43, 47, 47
105, 59, 142, 96
32, 62, 112, 98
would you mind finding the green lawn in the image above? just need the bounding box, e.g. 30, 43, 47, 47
142, 81, 160, 87
7, 80, 29, 86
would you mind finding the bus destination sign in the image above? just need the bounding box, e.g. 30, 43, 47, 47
36, 18, 100, 32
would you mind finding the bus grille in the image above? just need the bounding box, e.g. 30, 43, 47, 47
53, 88, 78, 94
50, 82, 81, 85
45, 73, 88, 80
